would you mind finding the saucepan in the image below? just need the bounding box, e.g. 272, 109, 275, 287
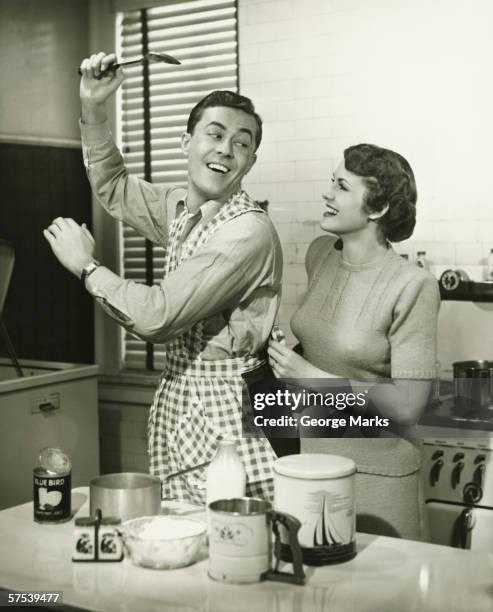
89, 463, 211, 522
90, 473, 162, 522
453, 360, 493, 411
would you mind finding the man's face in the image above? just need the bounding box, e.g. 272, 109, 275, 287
181, 106, 258, 208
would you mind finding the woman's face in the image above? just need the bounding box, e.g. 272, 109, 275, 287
320, 160, 370, 235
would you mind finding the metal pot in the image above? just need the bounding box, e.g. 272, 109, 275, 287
90, 472, 162, 522
453, 360, 493, 411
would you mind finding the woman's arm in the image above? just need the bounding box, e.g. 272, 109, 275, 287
269, 272, 440, 427
268, 340, 433, 426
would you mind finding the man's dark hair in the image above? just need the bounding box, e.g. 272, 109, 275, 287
186, 90, 263, 150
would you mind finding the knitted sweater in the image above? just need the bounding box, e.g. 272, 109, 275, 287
291, 235, 440, 381
294, 235, 441, 475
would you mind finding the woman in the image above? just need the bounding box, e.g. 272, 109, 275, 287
268, 144, 440, 541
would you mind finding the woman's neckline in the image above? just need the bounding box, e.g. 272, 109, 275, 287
338, 246, 395, 271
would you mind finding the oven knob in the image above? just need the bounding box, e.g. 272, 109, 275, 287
453, 452, 464, 462
431, 450, 444, 461
474, 454, 486, 464
451, 461, 465, 489
457, 507, 475, 549
430, 459, 444, 486
463, 482, 483, 504
473, 464, 486, 488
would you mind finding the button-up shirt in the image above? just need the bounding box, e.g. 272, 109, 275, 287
80, 121, 282, 359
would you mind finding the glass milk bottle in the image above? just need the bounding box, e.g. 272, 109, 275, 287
206, 440, 246, 517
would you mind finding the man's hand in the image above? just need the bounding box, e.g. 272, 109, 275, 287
43, 218, 96, 278
79, 52, 125, 123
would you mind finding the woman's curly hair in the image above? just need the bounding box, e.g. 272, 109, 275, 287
344, 144, 417, 242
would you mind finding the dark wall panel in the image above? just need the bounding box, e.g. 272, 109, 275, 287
0, 142, 94, 363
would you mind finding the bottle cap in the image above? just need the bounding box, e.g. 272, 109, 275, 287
39, 447, 72, 475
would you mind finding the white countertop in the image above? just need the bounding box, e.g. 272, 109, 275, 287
0, 488, 492, 612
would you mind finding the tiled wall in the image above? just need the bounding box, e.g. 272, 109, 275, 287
239, 0, 493, 343
98, 379, 156, 474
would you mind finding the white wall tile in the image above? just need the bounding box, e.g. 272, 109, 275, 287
455, 243, 484, 266
238, 0, 493, 344
260, 161, 296, 183
277, 182, 315, 203
276, 139, 314, 162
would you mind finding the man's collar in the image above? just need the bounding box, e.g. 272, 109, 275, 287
175, 195, 236, 224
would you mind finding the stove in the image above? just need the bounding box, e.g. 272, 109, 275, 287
421, 394, 493, 432
422, 437, 492, 550
422, 278, 493, 550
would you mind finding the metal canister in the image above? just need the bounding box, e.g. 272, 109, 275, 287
33, 447, 72, 523
273, 454, 357, 565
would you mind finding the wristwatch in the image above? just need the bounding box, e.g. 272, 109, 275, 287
80, 260, 100, 285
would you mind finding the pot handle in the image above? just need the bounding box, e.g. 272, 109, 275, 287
265, 511, 305, 586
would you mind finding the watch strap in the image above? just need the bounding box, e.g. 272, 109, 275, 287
81, 261, 100, 285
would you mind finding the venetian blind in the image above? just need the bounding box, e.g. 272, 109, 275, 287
116, 0, 238, 370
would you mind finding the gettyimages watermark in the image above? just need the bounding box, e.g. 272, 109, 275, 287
241, 377, 493, 439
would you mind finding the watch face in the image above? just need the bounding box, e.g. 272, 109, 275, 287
81, 261, 99, 281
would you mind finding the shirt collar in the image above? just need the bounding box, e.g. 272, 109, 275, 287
175, 197, 228, 225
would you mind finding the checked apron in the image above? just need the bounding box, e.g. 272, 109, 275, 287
148, 192, 277, 505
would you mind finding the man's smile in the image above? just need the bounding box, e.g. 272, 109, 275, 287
207, 162, 230, 174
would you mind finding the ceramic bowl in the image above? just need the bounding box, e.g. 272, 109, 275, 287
122, 515, 207, 569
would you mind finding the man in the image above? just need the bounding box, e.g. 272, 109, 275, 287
44, 52, 284, 504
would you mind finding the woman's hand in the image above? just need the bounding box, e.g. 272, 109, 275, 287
268, 340, 328, 378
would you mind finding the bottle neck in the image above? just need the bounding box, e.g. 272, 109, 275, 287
214, 440, 238, 460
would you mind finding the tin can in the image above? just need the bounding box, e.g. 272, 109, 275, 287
274, 454, 357, 565
33, 447, 72, 523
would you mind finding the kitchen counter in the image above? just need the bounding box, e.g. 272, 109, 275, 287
0, 488, 492, 612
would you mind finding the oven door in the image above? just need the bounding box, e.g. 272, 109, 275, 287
426, 501, 493, 551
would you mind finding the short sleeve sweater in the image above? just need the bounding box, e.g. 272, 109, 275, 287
291, 236, 440, 381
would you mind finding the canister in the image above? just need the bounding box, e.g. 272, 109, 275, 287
273, 453, 356, 565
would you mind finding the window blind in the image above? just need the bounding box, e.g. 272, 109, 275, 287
116, 0, 239, 370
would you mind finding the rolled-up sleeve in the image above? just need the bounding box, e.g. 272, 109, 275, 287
86, 213, 279, 343
80, 120, 176, 245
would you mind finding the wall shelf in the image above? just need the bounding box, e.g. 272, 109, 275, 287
439, 281, 493, 302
